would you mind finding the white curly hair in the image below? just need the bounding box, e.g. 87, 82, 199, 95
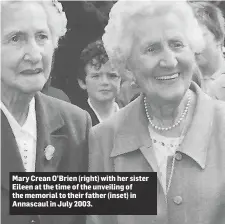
102, 0, 205, 74
1, 0, 67, 48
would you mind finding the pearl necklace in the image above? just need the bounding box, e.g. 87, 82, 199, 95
144, 92, 191, 131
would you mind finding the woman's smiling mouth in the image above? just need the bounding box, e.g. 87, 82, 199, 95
155, 73, 180, 80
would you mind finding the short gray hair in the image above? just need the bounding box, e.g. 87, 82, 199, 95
102, 0, 205, 74
1, 0, 67, 48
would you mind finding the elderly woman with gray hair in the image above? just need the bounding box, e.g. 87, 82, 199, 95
88, 1, 225, 224
1, 1, 91, 224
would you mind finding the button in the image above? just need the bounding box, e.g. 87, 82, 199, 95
173, 196, 182, 205
175, 153, 182, 161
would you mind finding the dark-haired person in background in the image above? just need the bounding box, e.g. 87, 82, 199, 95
77, 39, 121, 126
191, 1, 225, 100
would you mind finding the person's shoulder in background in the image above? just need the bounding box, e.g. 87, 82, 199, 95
38, 91, 90, 126
42, 86, 71, 103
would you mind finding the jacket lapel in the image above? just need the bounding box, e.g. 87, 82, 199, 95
110, 94, 159, 173
180, 83, 214, 169
34, 92, 66, 172
1, 111, 25, 191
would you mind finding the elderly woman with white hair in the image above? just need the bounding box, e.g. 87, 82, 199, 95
1, 1, 91, 224
88, 1, 225, 224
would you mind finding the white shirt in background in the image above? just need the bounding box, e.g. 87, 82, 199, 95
88, 98, 119, 123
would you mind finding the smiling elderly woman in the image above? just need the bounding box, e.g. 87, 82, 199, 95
1, 1, 91, 224
88, 1, 225, 224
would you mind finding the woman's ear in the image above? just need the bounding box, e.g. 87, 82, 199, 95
217, 42, 223, 52
124, 69, 135, 80
124, 59, 136, 81
77, 79, 87, 90
123, 67, 139, 89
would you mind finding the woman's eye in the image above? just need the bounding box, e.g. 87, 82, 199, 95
147, 47, 155, 53
12, 36, 19, 42
171, 41, 184, 49
146, 44, 160, 53
11, 35, 21, 43
36, 33, 49, 42
40, 34, 48, 40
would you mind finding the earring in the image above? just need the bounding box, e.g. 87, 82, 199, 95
195, 52, 201, 56
24, 54, 30, 61
130, 79, 139, 88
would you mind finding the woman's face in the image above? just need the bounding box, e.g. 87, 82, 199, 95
1, 2, 54, 94
127, 13, 196, 103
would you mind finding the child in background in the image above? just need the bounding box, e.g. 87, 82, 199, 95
78, 39, 121, 126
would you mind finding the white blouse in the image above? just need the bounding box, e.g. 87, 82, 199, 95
148, 125, 184, 193
1, 98, 37, 172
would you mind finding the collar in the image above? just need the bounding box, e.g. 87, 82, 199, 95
110, 82, 214, 169
34, 92, 65, 134
87, 98, 119, 123
0, 98, 37, 140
